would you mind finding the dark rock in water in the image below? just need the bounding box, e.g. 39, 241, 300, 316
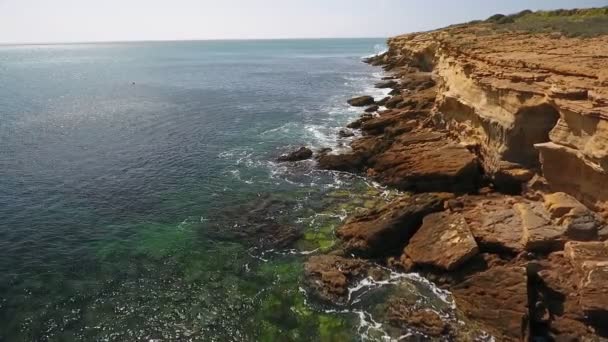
338, 129, 355, 138
376, 96, 391, 106
316, 151, 365, 172
375, 80, 398, 89
364, 105, 379, 113
304, 255, 388, 304
346, 114, 374, 129
207, 195, 302, 250
277, 146, 313, 162
389, 88, 400, 96
363, 53, 387, 66
317, 147, 332, 154
347, 95, 375, 107
386, 297, 452, 337
337, 193, 449, 257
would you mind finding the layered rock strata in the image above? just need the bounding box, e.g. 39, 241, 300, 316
302, 20, 608, 340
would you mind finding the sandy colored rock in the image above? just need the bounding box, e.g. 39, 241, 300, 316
404, 211, 478, 271
337, 193, 448, 257
380, 20, 608, 212
515, 202, 565, 253
451, 266, 528, 341
544, 192, 605, 241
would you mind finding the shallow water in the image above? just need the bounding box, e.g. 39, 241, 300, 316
0, 39, 454, 341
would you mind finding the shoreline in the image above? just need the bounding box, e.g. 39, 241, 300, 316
297, 23, 608, 340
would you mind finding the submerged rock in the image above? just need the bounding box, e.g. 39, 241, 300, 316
385, 297, 452, 337
277, 146, 313, 162
336, 193, 449, 257
303, 255, 388, 304
364, 105, 379, 113
347, 95, 375, 107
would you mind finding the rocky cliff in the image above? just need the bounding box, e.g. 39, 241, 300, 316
378, 20, 608, 213
302, 8, 608, 341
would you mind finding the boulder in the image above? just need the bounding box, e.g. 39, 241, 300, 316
336, 193, 448, 256
375, 80, 398, 89
460, 196, 526, 253
338, 129, 354, 138
376, 96, 391, 106
369, 131, 481, 193
346, 114, 374, 129
364, 105, 379, 113
303, 255, 388, 304
316, 151, 365, 172
451, 266, 529, 341
515, 202, 565, 253
384, 95, 403, 109
347, 95, 375, 107
544, 192, 604, 241
277, 146, 313, 162
535, 246, 608, 338
404, 211, 479, 271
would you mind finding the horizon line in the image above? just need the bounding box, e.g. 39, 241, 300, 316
0, 36, 389, 47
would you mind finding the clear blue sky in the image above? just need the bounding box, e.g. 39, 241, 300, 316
1, 0, 606, 43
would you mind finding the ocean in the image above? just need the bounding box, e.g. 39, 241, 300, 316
0, 39, 451, 341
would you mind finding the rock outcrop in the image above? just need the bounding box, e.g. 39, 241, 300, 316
336, 193, 448, 257
306, 9, 608, 341
347, 95, 375, 107
404, 211, 479, 271
277, 146, 313, 162
381, 24, 608, 212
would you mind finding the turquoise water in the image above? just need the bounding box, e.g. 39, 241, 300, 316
0, 39, 452, 341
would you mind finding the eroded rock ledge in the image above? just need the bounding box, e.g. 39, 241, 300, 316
302, 20, 608, 341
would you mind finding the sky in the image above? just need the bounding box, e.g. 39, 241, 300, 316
0, 0, 607, 44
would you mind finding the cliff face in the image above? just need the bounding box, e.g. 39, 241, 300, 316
380, 25, 608, 212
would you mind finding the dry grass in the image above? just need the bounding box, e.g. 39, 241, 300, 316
486, 7, 608, 37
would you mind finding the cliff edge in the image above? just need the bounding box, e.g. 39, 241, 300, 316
378, 9, 608, 214
303, 8, 608, 341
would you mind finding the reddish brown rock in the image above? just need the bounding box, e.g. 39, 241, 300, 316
360, 110, 425, 135
404, 211, 479, 271
563, 241, 608, 315
369, 131, 480, 193
364, 105, 379, 113
337, 193, 448, 257
460, 196, 526, 253
515, 202, 565, 253
451, 266, 528, 341
316, 151, 365, 172
303, 255, 387, 304
535, 250, 608, 339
